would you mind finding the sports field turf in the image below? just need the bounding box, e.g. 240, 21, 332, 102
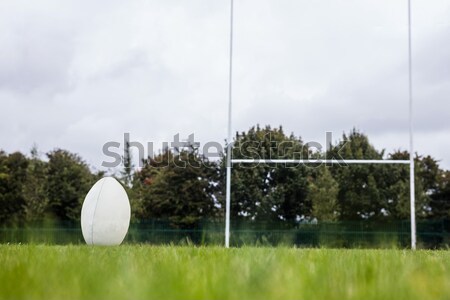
0, 245, 449, 300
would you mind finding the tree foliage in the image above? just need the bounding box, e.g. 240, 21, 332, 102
46, 149, 99, 221
431, 170, 450, 218
309, 167, 339, 221
22, 147, 48, 222
0, 126, 448, 226
0, 151, 28, 224
226, 125, 310, 222
133, 149, 220, 227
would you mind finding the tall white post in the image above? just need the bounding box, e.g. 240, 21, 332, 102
408, 0, 416, 250
225, 0, 234, 248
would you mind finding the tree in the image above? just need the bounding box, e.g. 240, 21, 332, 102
430, 170, 450, 219
0, 151, 28, 224
224, 125, 310, 223
381, 152, 411, 220
134, 149, 220, 228
327, 129, 386, 220
22, 146, 49, 222
386, 150, 435, 219
121, 140, 133, 187
46, 149, 97, 221
308, 167, 339, 221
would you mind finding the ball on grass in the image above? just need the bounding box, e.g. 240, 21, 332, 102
81, 177, 131, 245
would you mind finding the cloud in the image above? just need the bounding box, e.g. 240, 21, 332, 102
0, 0, 449, 170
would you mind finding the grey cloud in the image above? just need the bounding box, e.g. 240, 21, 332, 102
0, 0, 449, 170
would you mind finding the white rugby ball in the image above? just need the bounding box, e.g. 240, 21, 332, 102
81, 177, 131, 245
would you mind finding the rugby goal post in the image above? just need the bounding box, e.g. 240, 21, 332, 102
224, 0, 416, 249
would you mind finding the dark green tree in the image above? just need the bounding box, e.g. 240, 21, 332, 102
134, 149, 220, 228
0, 151, 29, 224
386, 150, 435, 219
308, 167, 339, 221
121, 140, 133, 187
430, 170, 450, 218
380, 152, 411, 220
327, 129, 386, 220
22, 146, 49, 221
327, 128, 436, 221
46, 149, 97, 221
223, 125, 310, 223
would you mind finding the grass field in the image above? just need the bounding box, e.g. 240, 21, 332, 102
1, 245, 449, 300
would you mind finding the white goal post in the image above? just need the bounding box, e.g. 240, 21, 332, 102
224, 0, 417, 249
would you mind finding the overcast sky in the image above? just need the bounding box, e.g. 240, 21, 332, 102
0, 0, 449, 172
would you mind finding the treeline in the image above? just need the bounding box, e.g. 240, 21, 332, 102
0, 148, 103, 224
0, 126, 449, 227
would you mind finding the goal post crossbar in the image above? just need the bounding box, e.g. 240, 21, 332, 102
231, 159, 410, 165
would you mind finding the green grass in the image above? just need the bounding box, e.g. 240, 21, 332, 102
0, 245, 449, 300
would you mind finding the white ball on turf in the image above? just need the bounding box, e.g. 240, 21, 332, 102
81, 177, 131, 245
